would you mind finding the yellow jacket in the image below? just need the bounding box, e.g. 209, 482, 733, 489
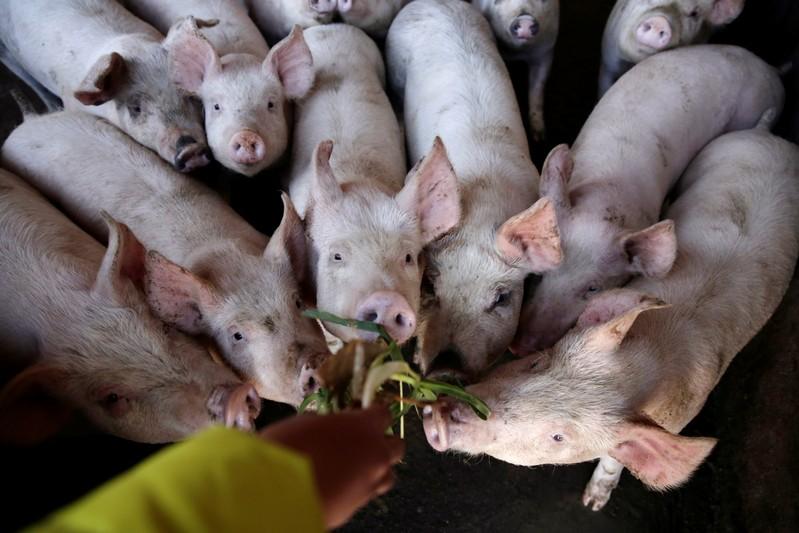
28, 427, 326, 533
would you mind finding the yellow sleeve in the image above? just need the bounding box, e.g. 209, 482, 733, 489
27, 427, 326, 533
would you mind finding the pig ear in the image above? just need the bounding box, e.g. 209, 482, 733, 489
144, 251, 219, 334
265, 25, 314, 100
0, 364, 74, 445
310, 140, 343, 205
265, 193, 311, 292
74, 52, 127, 106
93, 212, 147, 302
165, 17, 221, 94
610, 417, 717, 489
496, 197, 563, 272
577, 289, 668, 353
709, 0, 745, 26
396, 137, 461, 244
622, 220, 677, 278
539, 144, 573, 213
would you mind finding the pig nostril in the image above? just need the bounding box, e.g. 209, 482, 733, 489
307, 376, 316, 389
395, 313, 406, 326
364, 311, 378, 322
643, 23, 652, 32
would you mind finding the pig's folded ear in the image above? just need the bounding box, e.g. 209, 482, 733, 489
93, 212, 147, 302
144, 251, 219, 334
610, 417, 717, 489
0, 363, 74, 446
265, 25, 314, 100
495, 197, 562, 273
709, 0, 745, 26
310, 140, 343, 205
577, 289, 668, 353
74, 52, 127, 106
622, 220, 677, 278
397, 136, 461, 243
265, 193, 311, 295
539, 144, 573, 214
165, 17, 221, 94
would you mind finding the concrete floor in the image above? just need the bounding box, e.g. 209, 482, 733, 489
1, 0, 798, 531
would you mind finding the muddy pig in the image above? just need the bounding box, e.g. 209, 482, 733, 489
0, 170, 259, 444
514, 45, 783, 354
123, 1, 315, 176
424, 121, 799, 510
287, 24, 460, 344
387, 0, 563, 379
2, 111, 330, 406
600, 0, 745, 94
0, 0, 210, 172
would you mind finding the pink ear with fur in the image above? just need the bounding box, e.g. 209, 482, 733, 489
265, 25, 314, 99
74, 52, 127, 106
622, 220, 678, 278
610, 417, 717, 489
539, 144, 573, 213
93, 212, 147, 302
165, 17, 221, 94
709, 0, 745, 26
496, 197, 562, 273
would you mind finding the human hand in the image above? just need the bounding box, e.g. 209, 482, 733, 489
260, 405, 404, 529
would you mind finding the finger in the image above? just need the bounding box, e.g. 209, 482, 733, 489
383, 435, 406, 465
361, 403, 393, 432
373, 469, 396, 496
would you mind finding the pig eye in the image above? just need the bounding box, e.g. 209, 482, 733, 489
98, 391, 130, 417
583, 285, 601, 298
232, 331, 245, 342
332, 252, 343, 262
267, 101, 275, 110
295, 297, 303, 310
128, 103, 142, 118
689, 9, 699, 18
405, 253, 414, 265
490, 289, 512, 311
213, 103, 221, 111
552, 433, 565, 443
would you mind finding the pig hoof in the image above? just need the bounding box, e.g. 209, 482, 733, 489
581, 480, 614, 511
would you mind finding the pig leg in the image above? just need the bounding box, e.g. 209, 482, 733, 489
527, 53, 553, 143
582, 455, 624, 511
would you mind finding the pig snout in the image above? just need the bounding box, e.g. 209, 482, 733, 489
635, 16, 672, 50
174, 135, 212, 173
299, 359, 324, 396
208, 383, 261, 431
229, 130, 267, 166
356, 291, 416, 344
310, 0, 337, 14
337, 0, 353, 13
510, 15, 539, 41
422, 398, 469, 452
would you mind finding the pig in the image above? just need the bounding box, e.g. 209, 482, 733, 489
1, 111, 330, 406
600, 0, 746, 95
0, 0, 210, 172
0, 169, 259, 444
471, 0, 560, 141
244, 0, 337, 44
122, 1, 315, 176
424, 122, 799, 510
337, 0, 409, 39
513, 45, 784, 355
386, 0, 563, 378
286, 24, 460, 344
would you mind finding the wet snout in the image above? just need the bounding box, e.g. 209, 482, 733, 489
311, 0, 337, 14
635, 16, 672, 50
355, 291, 416, 344
174, 135, 212, 172
208, 383, 261, 431
229, 130, 266, 166
510, 15, 539, 41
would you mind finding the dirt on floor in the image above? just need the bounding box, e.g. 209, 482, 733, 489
1, 0, 798, 532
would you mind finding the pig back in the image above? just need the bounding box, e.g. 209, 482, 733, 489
1, 112, 267, 265
288, 24, 405, 216
625, 128, 799, 431
386, 0, 537, 224
571, 45, 785, 217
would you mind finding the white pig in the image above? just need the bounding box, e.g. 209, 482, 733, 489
471, 0, 560, 141
245, 0, 337, 44
0, 170, 259, 444
337, 0, 409, 39
424, 123, 799, 510
0, 0, 210, 172
2, 111, 330, 406
122, 1, 315, 176
287, 24, 460, 344
600, 0, 746, 95
386, 0, 563, 378
514, 45, 784, 354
